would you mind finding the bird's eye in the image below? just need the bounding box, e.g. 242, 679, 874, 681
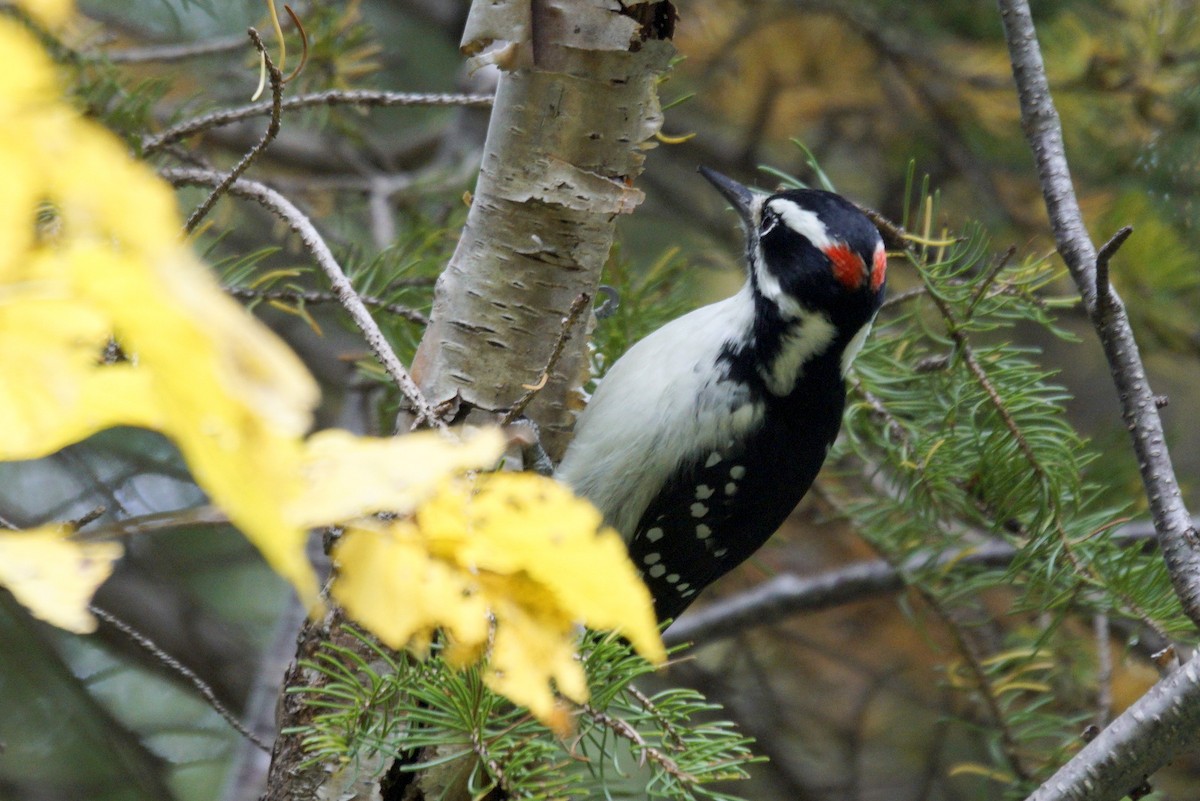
761, 208, 778, 234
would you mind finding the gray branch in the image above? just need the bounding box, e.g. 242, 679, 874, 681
997, 0, 1200, 625
162, 167, 441, 428
996, 0, 1200, 797
664, 523, 1162, 648
144, 90, 494, 154
1026, 656, 1200, 801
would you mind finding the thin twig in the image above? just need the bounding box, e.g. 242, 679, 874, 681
579, 704, 697, 783
66, 505, 107, 530
925, 589, 1033, 782
468, 726, 510, 795
144, 89, 494, 154
999, 0, 1200, 634
102, 34, 247, 63
183, 29, 284, 234
89, 605, 271, 752
965, 245, 1017, 318
500, 293, 590, 426
1094, 612, 1113, 729
226, 286, 429, 325
164, 167, 443, 428
1094, 226, 1133, 311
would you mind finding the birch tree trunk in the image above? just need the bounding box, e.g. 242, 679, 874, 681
263, 3, 675, 799
411, 0, 676, 458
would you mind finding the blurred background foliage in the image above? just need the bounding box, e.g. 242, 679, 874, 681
3, 0, 1200, 799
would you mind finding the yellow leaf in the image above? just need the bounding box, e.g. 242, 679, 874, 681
0, 527, 122, 633
14, 0, 74, 27
332, 474, 666, 732
483, 576, 583, 733
292, 427, 504, 527
332, 523, 491, 655
420, 473, 666, 665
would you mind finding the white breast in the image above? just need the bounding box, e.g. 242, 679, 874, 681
555, 286, 763, 539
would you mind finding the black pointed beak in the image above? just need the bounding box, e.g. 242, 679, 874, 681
698, 166, 756, 224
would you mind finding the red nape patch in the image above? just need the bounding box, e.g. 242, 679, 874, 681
871, 243, 887, 291
825, 243, 866, 289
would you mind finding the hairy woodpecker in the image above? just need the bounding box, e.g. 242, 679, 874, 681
556, 168, 887, 622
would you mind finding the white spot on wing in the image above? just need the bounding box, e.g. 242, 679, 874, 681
690, 503, 708, 518
730, 465, 746, 479
645, 527, 664, 542
643, 553, 661, 565
666, 573, 680, 584
695, 484, 714, 500
695, 524, 712, 539
704, 452, 722, 468
725, 482, 738, 495
714, 548, 728, 557
648, 564, 666, 578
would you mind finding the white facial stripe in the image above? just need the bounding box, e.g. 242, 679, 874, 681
766, 198, 834, 250
754, 198, 837, 318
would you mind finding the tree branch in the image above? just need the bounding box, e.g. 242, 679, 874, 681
226, 286, 429, 326
664, 522, 1164, 647
144, 89, 494, 154
1025, 656, 1200, 801
997, 0, 1200, 631
89, 605, 271, 752
163, 167, 443, 428
183, 28, 283, 234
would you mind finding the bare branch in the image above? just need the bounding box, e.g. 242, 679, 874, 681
144, 89, 494, 154
1025, 656, 1200, 801
102, 34, 246, 63
183, 29, 283, 234
997, 0, 1200, 633
1094, 225, 1133, 308
664, 522, 1166, 647
163, 167, 443, 428
90, 605, 271, 752
1093, 612, 1113, 729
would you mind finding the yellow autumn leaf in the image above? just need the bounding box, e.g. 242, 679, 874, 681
12, 0, 74, 27
0, 13, 508, 625
292, 427, 505, 527
332, 523, 491, 657
481, 573, 587, 732
420, 473, 667, 665
333, 473, 666, 732
0, 15, 322, 609
1, 11, 665, 732
0, 527, 122, 633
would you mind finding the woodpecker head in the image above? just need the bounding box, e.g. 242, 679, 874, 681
699, 167, 886, 333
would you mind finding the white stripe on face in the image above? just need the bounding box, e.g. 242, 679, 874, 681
766, 198, 834, 250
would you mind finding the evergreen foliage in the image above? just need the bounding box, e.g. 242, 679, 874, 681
290, 629, 761, 800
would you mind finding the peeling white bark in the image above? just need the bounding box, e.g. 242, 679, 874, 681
412, 0, 675, 458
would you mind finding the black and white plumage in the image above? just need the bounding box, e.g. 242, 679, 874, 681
556, 168, 887, 621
